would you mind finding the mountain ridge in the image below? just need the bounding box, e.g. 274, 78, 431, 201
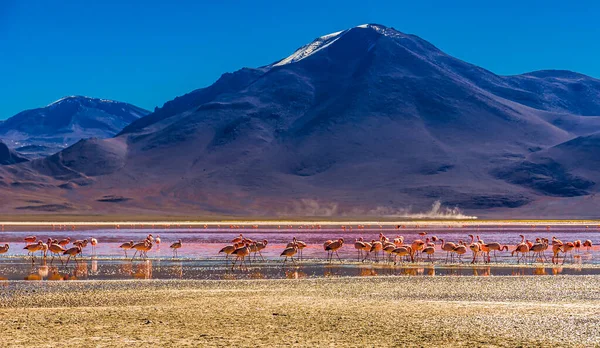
0, 96, 149, 157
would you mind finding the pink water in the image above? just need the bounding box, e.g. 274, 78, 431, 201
0, 224, 597, 281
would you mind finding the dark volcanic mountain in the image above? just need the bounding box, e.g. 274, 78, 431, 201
3, 24, 600, 218
0, 96, 149, 157
0, 140, 27, 165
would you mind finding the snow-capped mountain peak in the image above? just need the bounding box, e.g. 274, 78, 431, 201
270, 24, 407, 67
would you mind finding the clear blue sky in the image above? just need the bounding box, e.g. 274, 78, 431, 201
1, 0, 599, 119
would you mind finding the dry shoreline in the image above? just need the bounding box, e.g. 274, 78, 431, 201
1, 276, 599, 347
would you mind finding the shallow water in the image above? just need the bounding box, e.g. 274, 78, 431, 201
0, 225, 597, 281
0, 259, 598, 281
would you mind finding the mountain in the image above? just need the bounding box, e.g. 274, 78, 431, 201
0, 96, 149, 157
0, 140, 27, 165
2, 24, 600, 218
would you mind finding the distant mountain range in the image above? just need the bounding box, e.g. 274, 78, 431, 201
2, 24, 600, 218
0, 96, 148, 157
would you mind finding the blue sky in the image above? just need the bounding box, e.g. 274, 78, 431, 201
1, 0, 599, 118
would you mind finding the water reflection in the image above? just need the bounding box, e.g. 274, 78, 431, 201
91, 259, 98, 274
0, 258, 599, 281
285, 269, 307, 279
132, 260, 153, 279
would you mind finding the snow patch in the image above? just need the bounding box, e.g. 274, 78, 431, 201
46, 96, 118, 107
271, 29, 349, 66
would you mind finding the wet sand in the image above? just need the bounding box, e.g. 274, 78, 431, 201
2, 276, 599, 347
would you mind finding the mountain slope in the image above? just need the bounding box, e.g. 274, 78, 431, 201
2, 24, 600, 218
0, 96, 149, 157
0, 140, 27, 165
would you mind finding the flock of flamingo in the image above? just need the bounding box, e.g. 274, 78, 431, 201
216, 232, 594, 270
0, 234, 182, 264
0, 230, 595, 270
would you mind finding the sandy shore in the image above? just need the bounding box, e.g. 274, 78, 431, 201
1, 276, 599, 347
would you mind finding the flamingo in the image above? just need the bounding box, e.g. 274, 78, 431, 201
573, 240, 582, 254
512, 235, 529, 264
379, 233, 389, 243
287, 237, 307, 261
231, 243, 251, 271
439, 239, 456, 263
325, 238, 344, 263
422, 245, 435, 262
170, 240, 182, 257
40, 241, 48, 259
482, 242, 509, 263
0, 243, 9, 255
131, 241, 151, 260
561, 242, 575, 264
63, 246, 82, 265
529, 239, 547, 263
24, 241, 44, 259
383, 244, 396, 262
140, 241, 153, 259
410, 239, 425, 262
323, 240, 334, 260
583, 240, 593, 251
219, 243, 240, 264
369, 240, 383, 262
73, 239, 88, 256
452, 243, 467, 263
48, 242, 66, 264
90, 237, 98, 255
281, 243, 298, 265
155, 235, 161, 248
24, 236, 36, 245
58, 237, 71, 247
552, 236, 563, 246
392, 246, 412, 264
254, 240, 268, 260
468, 235, 481, 264
232, 234, 244, 243
354, 238, 367, 261
552, 244, 563, 264
119, 241, 134, 258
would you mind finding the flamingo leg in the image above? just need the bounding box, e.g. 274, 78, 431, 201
336, 251, 342, 263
